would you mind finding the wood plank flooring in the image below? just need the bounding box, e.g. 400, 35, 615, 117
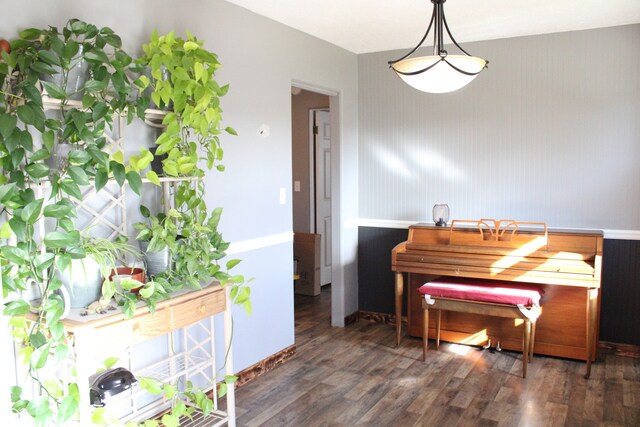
234, 286, 640, 426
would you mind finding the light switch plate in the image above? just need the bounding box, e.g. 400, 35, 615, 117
279, 188, 286, 204
294, 181, 300, 192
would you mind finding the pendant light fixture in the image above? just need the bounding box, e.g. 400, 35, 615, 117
388, 0, 488, 94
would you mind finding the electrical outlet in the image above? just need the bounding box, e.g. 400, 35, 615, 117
294, 181, 300, 192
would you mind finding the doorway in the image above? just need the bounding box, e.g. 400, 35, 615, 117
291, 87, 331, 298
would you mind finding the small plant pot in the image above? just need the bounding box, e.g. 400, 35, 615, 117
149, 146, 167, 176
139, 240, 171, 277
109, 267, 145, 293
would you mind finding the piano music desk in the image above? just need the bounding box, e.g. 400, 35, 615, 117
391, 222, 603, 378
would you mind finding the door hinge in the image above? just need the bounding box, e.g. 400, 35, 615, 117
313, 125, 318, 135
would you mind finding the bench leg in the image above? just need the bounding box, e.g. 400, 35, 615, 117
435, 309, 441, 350
422, 307, 429, 361
529, 321, 536, 362
522, 320, 531, 378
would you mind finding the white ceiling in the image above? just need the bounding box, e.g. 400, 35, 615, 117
224, 0, 640, 54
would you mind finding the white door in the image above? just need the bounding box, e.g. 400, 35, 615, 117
312, 110, 332, 285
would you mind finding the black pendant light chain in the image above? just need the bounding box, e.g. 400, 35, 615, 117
388, 0, 489, 77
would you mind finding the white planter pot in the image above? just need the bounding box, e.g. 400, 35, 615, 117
57, 257, 104, 308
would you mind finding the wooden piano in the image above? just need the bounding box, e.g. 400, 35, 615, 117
392, 219, 603, 377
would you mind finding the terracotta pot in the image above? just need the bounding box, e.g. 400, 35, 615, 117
109, 267, 145, 293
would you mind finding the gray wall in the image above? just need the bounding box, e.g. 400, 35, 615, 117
1, 0, 359, 396
359, 24, 640, 231
292, 90, 330, 233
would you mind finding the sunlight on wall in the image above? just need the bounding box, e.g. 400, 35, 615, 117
371, 144, 411, 179
405, 145, 466, 182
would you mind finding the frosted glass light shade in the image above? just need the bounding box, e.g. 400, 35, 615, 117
392, 55, 487, 93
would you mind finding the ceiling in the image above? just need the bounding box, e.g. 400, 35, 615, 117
224, 0, 640, 54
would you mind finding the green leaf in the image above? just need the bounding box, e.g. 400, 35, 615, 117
91, 407, 107, 424
126, 171, 142, 195
111, 161, 126, 186
67, 166, 90, 185
1, 246, 28, 264
55, 344, 69, 360
92, 102, 109, 122
0, 222, 12, 239
194, 62, 204, 81
44, 230, 80, 248
43, 202, 73, 219
0, 183, 16, 202
225, 259, 241, 270
68, 149, 92, 166
199, 396, 213, 416
0, 114, 17, 139
19, 28, 42, 40
145, 170, 161, 186
84, 79, 108, 92
161, 414, 180, 427
41, 81, 67, 100
139, 377, 163, 394
57, 253, 72, 272
60, 179, 83, 199
20, 198, 43, 224
16, 104, 35, 125
225, 126, 238, 136
138, 282, 154, 299
26, 395, 50, 418
43, 130, 55, 151
84, 49, 110, 64
30, 148, 51, 162
138, 149, 154, 170
218, 382, 227, 398
10, 386, 22, 403
183, 41, 200, 51
139, 205, 151, 218
57, 395, 79, 423
49, 319, 64, 341
164, 384, 176, 400
7, 218, 25, 241
25, 163, 50, 179
104, 357, 119, 369
30, 343, 50, 369
95, 169, 108, 192
34, 252, 55, 272
3, 300, 30, 316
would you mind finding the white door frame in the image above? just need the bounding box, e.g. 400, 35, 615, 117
292, 80, 344, 327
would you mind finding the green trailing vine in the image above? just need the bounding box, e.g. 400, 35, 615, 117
1, 21, 250, 426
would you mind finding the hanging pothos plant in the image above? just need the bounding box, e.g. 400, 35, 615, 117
133, 29, 251, 313
1, 22, 250, 427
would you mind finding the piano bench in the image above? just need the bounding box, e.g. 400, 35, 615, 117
418, 277, 543, 378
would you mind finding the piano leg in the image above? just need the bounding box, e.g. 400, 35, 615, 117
523, 319, 530, 378
395, 272, 404, 348
585, 287, 599, 379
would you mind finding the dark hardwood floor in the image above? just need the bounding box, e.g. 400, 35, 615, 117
234, 286, 640, 426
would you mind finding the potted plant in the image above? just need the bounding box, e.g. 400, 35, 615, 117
57, 235, 141, 308
133, 205, 180, 277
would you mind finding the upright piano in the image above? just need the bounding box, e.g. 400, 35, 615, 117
392, 220, 603, 377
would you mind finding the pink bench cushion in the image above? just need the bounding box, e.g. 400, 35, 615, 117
418, 277, 544, 306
